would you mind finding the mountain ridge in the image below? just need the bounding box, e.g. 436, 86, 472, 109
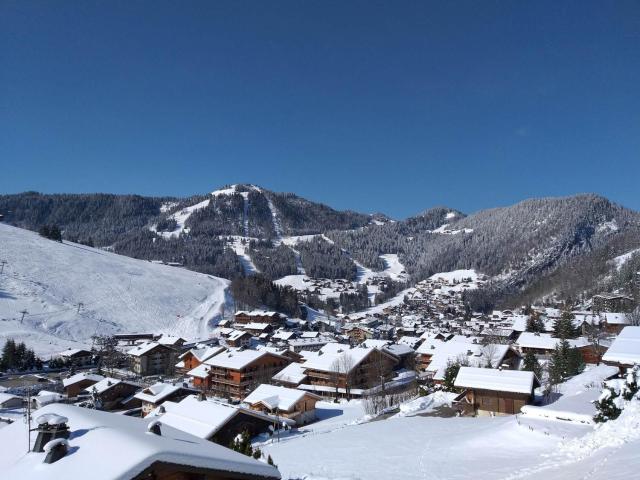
2, 187, 639, 309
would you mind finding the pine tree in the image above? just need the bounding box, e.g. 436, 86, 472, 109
553, 309, 578, 339
594, 385, 622, 423
526, 310, 545, 333
443, 361, 462, 392
621, 366, 639, 401
522, 351, 542, 379
566, 347, 585, 377
1, 339, 17, 370
229, 430, 254, 457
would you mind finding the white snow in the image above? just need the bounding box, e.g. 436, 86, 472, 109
227, 236, 259, 275
155, 198, 211, 238
612, 247, 640, 270
429, 269, 479, 283
521, 364, 618, 425
429, 224, 474, 235
454, 367, 536, 394
395, 391, 458, 417
602, 326, 640, 366
0, 224, 230, 355
0, 403, 279, 480
243, 384, 318, 411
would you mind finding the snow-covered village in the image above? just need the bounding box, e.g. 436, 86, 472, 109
2, 2, 640, 479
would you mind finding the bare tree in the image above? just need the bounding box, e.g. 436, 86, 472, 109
338, 354, 356, 400
586, 314, 608, 365
480, 343, 499, 368
627, 307, 640, 327
329, 358, 342, 400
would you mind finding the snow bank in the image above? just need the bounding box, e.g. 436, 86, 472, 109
394, 391, 457, 417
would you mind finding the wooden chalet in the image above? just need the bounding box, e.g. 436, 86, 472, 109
188, 349, 290, 401
454, 367, 539, 416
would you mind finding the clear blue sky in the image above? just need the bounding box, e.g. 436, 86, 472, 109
1, 1, 639, 218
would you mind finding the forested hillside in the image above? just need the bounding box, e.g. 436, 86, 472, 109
2, 188, 639, 311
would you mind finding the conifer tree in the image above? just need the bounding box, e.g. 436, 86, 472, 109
522, 351, 543, 379
594, 385, 622, 423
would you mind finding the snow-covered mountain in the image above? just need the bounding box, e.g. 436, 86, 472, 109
2, 188, 640, 310
0, 223, 230, 355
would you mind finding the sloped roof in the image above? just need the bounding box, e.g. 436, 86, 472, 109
454, 367, 536, 394
302, 346, 394, 374
157, 395, 291, 440
62, 372, 104, 388
134, 382, 183, 404
203, 349, 285, 370
127, 342, 168, 357
602, 326, 640, 365
243, 384, 320, 411
0, 403, 280, 480
426, 342, 511, 380
272, 362, 308, 385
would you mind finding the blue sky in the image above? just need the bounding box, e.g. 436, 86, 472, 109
1, 1, 639, 218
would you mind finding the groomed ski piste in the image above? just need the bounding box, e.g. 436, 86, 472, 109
0, 223, 231, 356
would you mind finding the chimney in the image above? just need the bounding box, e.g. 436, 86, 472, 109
43, 438, 69, 464
33, 414, 70, 453
147, 420, 162, 436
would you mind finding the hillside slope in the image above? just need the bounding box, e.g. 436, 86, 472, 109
0, 224, 230, 355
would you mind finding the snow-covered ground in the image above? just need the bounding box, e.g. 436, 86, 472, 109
153, 197, 211, 238
429, 224, 474, 235
256, 366, 640, 480
0, 224, 231, 356
394, 391, 458, 417
612, 247, 640, 270
429, 269, 479, 283
521, 365, 618, 425
275, 249, 408, 303
262, 411, 564, 479
227, 236, 259, 275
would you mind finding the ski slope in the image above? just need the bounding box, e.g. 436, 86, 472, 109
0, 224, 231, 356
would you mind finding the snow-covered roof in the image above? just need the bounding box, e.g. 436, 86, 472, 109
236, 310, 282, 317
0, 392, 21, 403
59, 348, 90, 357
157, 395, 291, 440
454, 367, 536, 394
203, 349, 285, 370
272, 362, 308, 385
426, 342, 510, 380
187, 363, 212, 379
157, 334, 185, 346
242, 322, 272, 331
302, 346, 387, 373
397, 336, 422, 349
0, 403, 280, 480
300, 331, 319, 339
62, 372, 104, 388
227, 330, 252, 341
243, 384, 320, 412
127, 341, 167, 357
33, 390, 64, 406
384, 343, 415, 357
602, 326, 640, 365
361, 339, 392, 349
179, 345, 226, 362
515, 332, 589, 350
84, 377, 138, 395
415, 338, 445, 354
272, 331, 296, 341
134, 382, 183, 404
